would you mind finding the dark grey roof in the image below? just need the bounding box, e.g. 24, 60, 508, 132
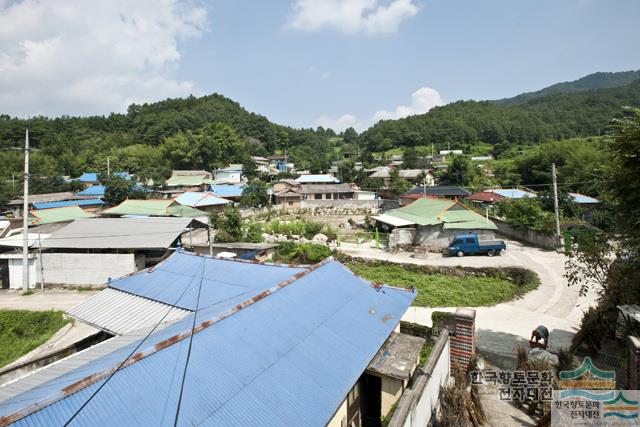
40, 217, 195, 250
367, 332, 426, 380
299, 183, 355, 194
403, 186, 470, 197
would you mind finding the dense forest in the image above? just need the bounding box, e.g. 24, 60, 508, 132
359, 79, 640, 155
0, 71, 639, 203
495, 70, 640, 105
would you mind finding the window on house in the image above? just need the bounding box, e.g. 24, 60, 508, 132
314, 193, 322, 200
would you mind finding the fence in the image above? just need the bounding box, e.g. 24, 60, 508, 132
388, 330, 451, 427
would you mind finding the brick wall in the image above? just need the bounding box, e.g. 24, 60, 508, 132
450, 308, 476, 372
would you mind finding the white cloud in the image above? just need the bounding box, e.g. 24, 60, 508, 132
317, 86, 443, 132
317, 113, 358, 132
372, 87, 443, 121
287, 0, 419, 34
0, 0, 208, 117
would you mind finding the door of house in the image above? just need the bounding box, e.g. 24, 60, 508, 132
0, 259, 9, 289
360, 373, 382, 427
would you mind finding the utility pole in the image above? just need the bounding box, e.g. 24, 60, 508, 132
552, 163, 561, 238
22, 129, 30, 293
107, 157, 110, 178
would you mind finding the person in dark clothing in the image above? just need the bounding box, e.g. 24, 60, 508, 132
530, 325, 549, 349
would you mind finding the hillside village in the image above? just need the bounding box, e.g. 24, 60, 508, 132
0, 2, 639, 426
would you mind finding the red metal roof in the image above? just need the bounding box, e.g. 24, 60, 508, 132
465, 191, 505, 203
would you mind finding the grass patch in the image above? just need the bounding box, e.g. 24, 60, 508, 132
347, 263, 535, 307
0, 310, 70, 367
419, 343, 433, 365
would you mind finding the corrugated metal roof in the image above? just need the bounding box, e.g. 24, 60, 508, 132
39, 217, 193, 249
487, 188, 537, 199
76, 172, 98, 183
209, 184, 245, 198
0, 256, 414, 426
109, 251, 305, 310
102, 200, 205, 218
175, 192, 230, 208
75, 186, 105, 197
381, 199, 496, 230
569, 192, 600, 204
31, 199, 103, 210
295, 174, 340, 184
372, 213, 417, 227
66, 288, 191, 335
29, 206, 96, 225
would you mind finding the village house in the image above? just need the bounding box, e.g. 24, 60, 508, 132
374, 197, 497, 250
5, 192, 104, 217
165, 170, 214, 192
175, 191, 231, 213
0, 217, 205, 289
400, 185, 471, 205
367, 167, 435, 187
0, 251, 421, 427
272, 179, 376, 209
213, 164, 243, 183
102, 199, 206, 218
209, 183, 246, 202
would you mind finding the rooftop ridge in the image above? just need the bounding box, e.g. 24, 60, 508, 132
0, 257, 333, 426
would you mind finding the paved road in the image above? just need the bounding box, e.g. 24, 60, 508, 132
0, 289, 99, 312
339, 240, 600, 368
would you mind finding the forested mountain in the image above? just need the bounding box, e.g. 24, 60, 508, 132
0, 94, 336, 197
359, 79, 640, 156
495, 70, 640, 105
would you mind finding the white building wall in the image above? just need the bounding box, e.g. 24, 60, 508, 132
4, 256, 39, 289
214, 171, 242, 183
40, 253, 138, 286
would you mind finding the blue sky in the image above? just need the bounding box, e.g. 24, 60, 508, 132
1, 0, 639, 131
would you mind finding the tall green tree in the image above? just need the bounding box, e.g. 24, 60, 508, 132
240, 179, 270, 208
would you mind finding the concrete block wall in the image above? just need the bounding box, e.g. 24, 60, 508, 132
450, 308, 476, 372
41, 253, 138, 286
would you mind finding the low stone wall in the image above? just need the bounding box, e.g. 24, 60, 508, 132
491, 217, 560, 250
300, 199, 378, 209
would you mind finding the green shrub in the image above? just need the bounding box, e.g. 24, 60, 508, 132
274, 243, 333, 264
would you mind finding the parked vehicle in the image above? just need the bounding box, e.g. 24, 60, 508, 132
447, 233, 506, 257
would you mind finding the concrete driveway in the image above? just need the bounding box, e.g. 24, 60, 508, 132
339, 239, 600, 368
0, 289, 99, 312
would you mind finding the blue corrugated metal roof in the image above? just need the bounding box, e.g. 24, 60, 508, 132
109, 252, 305, 311
32, 198, 104, 210
175, 192, 231, 208
1, 253, 414, 426
76, 172, 99, 182
488, 188, 537, 199
209, 184, 245, 198
569, 192, 600, 204
75, 185, 105, 197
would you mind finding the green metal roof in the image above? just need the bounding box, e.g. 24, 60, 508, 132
29, 206, 96, 225
102, 199, 206, 217
383, 198, 496, 230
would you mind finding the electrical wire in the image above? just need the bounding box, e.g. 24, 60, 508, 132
173, 256, 207, 426
63, 253, 204, 426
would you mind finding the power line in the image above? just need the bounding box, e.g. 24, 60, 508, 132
173, 256, 206, 426
63, 253, 204, 426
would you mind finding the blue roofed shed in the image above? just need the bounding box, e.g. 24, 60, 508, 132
31, 198, 104, 210
75, 185, 105, 197
0, 252, 416, 426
